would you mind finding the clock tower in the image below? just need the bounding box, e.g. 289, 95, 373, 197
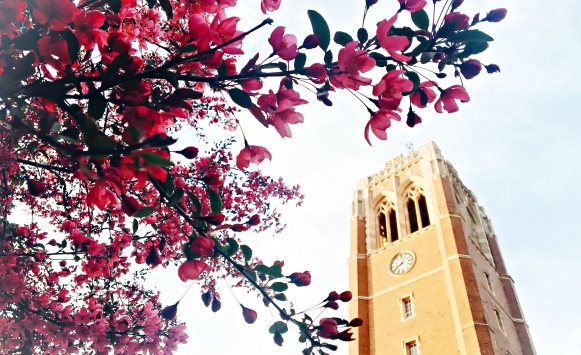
348, 142, 535, 355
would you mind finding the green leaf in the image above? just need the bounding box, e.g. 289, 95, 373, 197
324, 50, 333, 65
88, 95, 108, 120
409, 39, 431, 57
357, 28, 368, 44
161, 71, 178, 88
206, 188, 222, 213
109, 0, 122, 13
163, 173, 175, 195
447, 29, 494, 43
403, 71, 420, 95
438, 58, 446, 72
167, 188, 184, 207
411, 9, 430, 31
420, 51, 434, 64
132, 219, 138, 233
277, 62, 287, 71
270, 282, 289, 292
241, 245, 252, 261
333, 31, 353, 46
269, 321, 289, 334
13, 30, 41, 50
186, 191, 202, 216
228, 88, 252, 109
158, 0, 173, 19
88, 135, 118, 153
274, 293, 287, 301
59, 128, 80, 142
181, 44, 198, 53
217, 60, 228, 78
294, 53, 306, 70
141, 152, 174, 167
307, 10, 331, 51
321, 343, 338, 351
459, 41, 489, 58
61, 29, 80, 64
134, 206, 155, 218
254, 264, 283, 279
226, 238, 239, 257
32, 243, 45, 250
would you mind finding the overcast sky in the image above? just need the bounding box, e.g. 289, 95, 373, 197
146, 0, 581, 354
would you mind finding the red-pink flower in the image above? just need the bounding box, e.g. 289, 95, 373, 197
330, 41, 375, 90
121, 196, 141, 216
317, 318, 339, 338
398, 0, 427, 12
189, 237, 215, 258
261, 0, 281, 14
305, 63, 327, 84
459, 59, 482, 79
485, 8, 507, 22
177, 260, 208, 282
435, 85, 470, 113
210, 16, 243, 54
257, 88, 308, 138
268, 26, 298, 61
444, 12, 470, 31
33, 0, 81, 31
376, 14, 412, 62
73, 11, 108, 50
410, 81, 437, 108
364, 109, 401, 145
236, 145, 272, 170
372, 70, 413, 109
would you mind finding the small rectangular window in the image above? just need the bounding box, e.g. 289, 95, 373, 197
401, 296, 414, 319
495, 309, 505, 333
406, 341, 419, 355
485, 272, 494, 293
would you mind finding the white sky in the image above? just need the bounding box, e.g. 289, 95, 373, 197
145, 0, 581, 354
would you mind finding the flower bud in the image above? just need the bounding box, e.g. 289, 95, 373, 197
451, 0, 464, 10
121, 196, 141, 217
339, 291, 352, 302
485, 8, 507, 22
211, 298, 222, 312
471, 13, 481, 25
178, 146, 199, 159
317, 318, 339, 338
203, 213, 225, 225
241, 305, 257, 324
202, 291, 212, 307
201, 174, 222, 186
230, 224, 248, 232
484, 64, 500, 73
459, 59, 482, 79
177, 259, 208, 282
336, 329, 354, 341
324, 301, 339, 310
302, 34, 319, 49
289, 271, 311, 287
189, 237, 215, 258
366, 0, 378, 8
146, 246, 162, 267
28, 180, 47, 196
327, 291, 340, 302
246, 214, 260, 226
348, 318, 364, 327
406, 110, 422, 128
161, 302, 179, 320
48, 239, 57, 246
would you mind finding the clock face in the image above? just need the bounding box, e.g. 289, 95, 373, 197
390, 252, 416, 275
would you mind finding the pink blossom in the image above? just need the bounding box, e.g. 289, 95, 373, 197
376, 14, 412, 62
434, 85, 470, 113
372, 70, 413, 109
410, 81, 437, 108
177, 260, 208, 282
330, 41, 376, 90
398, 0, 427, 12
268, 26, 298, 61
257, 88, 308, 138
317, 318, 339, 338
236, 145, 272, 170
364, 109, 401, 145
444, 12, 470, 31
261, 0, 281, 14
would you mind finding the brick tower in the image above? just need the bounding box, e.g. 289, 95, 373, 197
348, 142, 535, 355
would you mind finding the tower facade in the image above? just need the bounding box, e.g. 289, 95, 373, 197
348, 142, 535, 355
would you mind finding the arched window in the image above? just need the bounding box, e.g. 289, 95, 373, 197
407, 199, 418, 233
377, 200, 399, 246
418, 195, 430, 228
406, 186, 431, 233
